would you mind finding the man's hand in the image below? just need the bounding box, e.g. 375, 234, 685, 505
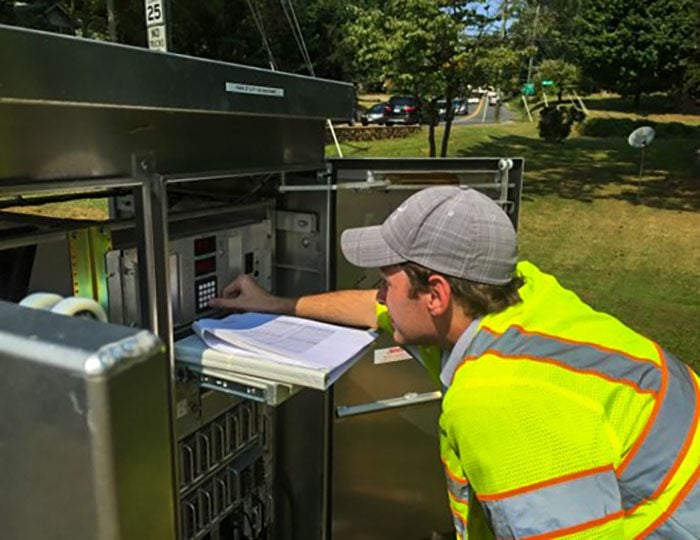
210, 276, 378, 328
209, 275, 295, 314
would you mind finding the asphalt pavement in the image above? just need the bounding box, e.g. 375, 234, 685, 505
450, 98, 517, 125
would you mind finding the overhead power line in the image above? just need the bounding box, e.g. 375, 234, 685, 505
244, 0, 278, 70
279, 0, 315, 76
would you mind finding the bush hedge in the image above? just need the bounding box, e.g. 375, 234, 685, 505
578, 118, 700, 138
326, 124, 421, 144
538, 105, 586, 142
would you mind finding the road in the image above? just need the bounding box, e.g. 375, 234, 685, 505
450, 98, 517, 125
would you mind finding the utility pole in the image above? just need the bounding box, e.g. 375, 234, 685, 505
526, 1, 541, 83
494, 0, 508, 122
501, 0, 508, 39
105, 0, 116, 42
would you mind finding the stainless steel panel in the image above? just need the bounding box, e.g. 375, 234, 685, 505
0, 300, 175, 539
0, 25, 353, 120
328, 157, 524, 229
106, 219, 273, 328
0, 102, 325, 182
0, 25, 351, 183
333, 397, 450, 539
275, 189, 330, 296
329, 159, 524, 539
329, 186, 451, 539
332, 344, 450, 539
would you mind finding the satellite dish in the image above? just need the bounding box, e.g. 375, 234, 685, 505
628, 126, 655, 148
627, 126, 656, 199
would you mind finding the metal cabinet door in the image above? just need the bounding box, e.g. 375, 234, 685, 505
0, 300, 176, 540
328, 157, 523, 540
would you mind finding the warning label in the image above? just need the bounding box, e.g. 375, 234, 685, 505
374, 346, 412, 365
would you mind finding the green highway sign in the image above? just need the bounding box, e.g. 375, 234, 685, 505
542, 80, 555, 87
521, 82, 536, 96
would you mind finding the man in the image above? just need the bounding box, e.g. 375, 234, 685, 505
210, 186, 700, 539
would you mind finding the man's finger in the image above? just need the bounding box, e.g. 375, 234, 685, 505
209, 297, 238, 310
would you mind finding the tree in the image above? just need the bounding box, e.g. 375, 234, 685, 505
473, 41, 534, 96
509, 0, 581, 68
535, 58, 580, 101
0, 0, 16, 25
344, 0, 488, 157
574, 0, 696, 106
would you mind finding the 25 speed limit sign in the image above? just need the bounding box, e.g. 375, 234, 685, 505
144, 0, 167, 51
145, 0, 164, 27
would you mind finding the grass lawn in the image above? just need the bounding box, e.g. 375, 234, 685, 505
327, 109, 700, 370
4, 197, 108, 220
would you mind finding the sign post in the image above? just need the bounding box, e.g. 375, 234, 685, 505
144, 0, 168, 52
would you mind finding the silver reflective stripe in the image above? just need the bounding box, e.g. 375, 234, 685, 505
444, 466, 470, 539
649, 475, 700, 538
445, 473, 470, 503
481, 467, 622, 538
464, 327, 662, 393
619, 353, 698, 508
451, 511, 466, 539
440, 318, 482, 389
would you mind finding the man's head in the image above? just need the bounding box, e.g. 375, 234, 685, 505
341, 186, 520, 345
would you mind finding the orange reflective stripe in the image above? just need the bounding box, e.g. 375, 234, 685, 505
450, 507, 467, 528
478, 464, 614, 501
522, 510, 625, 540
448, 489, 468, 505
634, 463, 700, 539
441, 454, 467, 485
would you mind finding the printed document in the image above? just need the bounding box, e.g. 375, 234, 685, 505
193, 313, 375, 371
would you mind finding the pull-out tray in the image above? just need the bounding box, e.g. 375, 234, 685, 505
175, 334, 375, 402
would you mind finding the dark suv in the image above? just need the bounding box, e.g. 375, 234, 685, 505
386, 95, 421, 125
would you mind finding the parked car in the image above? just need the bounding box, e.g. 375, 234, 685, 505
436, 98, 468, 121
386, 95, 421, 125
360, 102, 389, 125
437, 99, 449, 120
452, 98, 468, 115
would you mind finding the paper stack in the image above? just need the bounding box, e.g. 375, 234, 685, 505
175, 312, 376, 390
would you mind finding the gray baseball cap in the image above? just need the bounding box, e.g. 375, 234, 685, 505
340, 186, 517, 285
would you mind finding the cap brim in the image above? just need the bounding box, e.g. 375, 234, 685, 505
340, 226, 406, 268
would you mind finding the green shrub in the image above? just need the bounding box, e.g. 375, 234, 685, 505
578, 118, 700, 138
538, 105, 586, 142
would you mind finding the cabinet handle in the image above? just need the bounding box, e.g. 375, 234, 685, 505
335, 390, 442, 418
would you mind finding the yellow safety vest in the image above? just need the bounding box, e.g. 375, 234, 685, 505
378, 261, 700, 539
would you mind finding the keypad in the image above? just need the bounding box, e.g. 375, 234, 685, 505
196, 277, 217, 312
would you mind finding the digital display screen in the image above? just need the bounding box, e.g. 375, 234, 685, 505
195, 256, 216, 276
194, 236, 216, 256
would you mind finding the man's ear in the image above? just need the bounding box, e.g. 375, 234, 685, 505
426, 274, 451, 316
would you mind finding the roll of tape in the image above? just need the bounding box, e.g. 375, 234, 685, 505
51, 296, 108, 322
19, 292, 64, 310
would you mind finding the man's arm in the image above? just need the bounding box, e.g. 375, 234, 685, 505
209, 274, 378, 328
